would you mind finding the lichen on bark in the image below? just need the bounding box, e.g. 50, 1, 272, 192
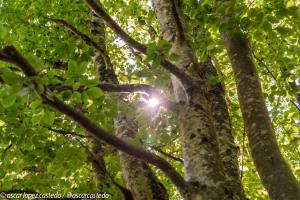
115, 113, 168, 200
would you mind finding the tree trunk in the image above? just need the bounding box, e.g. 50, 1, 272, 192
115, 113, 168, 200
91, 12, 118, 85
222, 30, 300, 200
90, 13, 134, 200
87, 12, 114, 192
152, 0, 243, 199
87, 139, 110, 190
90, 11, 168, 200
202, 58, 246, 199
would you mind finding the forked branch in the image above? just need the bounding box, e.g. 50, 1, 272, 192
85, 0, 193, 87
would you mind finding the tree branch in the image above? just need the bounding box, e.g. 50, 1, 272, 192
51, 83, 160, 93
44, 16, 103, 53
44, 16, 115, 77
0, 65, 179, 111
85, 0, 146, 53
0, 46, 37, 77
48, 127, 90, 138
44, 14, 192, 87
51, 127, 130, 198
85, 0, 193, 87
150, 145, 183, 164
0, 46, 188, 197
1, 143, 13, 159
50, 83, 181, 112
99, 83, 158, 93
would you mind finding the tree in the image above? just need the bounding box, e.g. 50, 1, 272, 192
0, 0, 300, 199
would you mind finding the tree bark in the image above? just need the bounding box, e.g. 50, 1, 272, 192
115, 114, 168, 200
90, 12, 168, 200
87, 139, 109, 190
222, 29, 300, 200
88, 12, 116, 193
91, 12, 118, 85
152, 0, 241, 199
202, 58, 246, 199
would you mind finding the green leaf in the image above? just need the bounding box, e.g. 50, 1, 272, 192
1, 94, 17, 108
262, 21, 272, 33
157, 40, 172, 54
67, 60, 78, 76
276, 27, 291, 35
43, 111, 55, 126
32, 110, 44, 125
145, 40, 172, 64
30, 99, 42, 110
86, 87, 104, 99
152, 55, 162, 68
1, 70, 20, 85
73, 91, 82, 102
61, 90, 73, 100
67, 60, 85, 77
81, 91, 89, 103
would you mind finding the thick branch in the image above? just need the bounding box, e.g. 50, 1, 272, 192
44, 93, 188, 197
0, 46, 37, 77
85, 0, 146, 53
0, 46, 188, 197
85, 0, 193, 87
